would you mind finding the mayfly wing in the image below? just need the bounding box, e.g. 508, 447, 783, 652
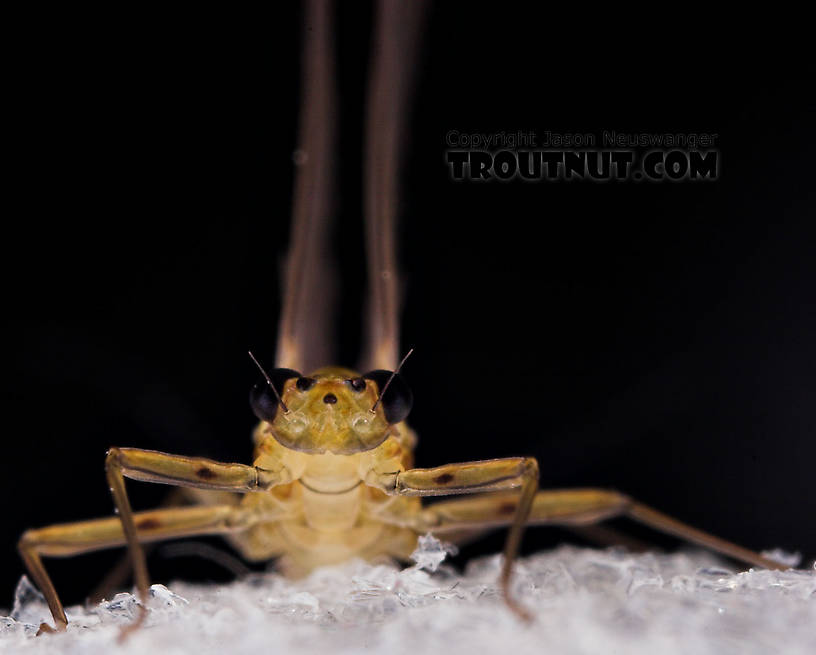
275, 0, 337, 373
361, 0, 428, 371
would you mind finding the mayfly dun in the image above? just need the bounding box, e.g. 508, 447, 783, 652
17, 0, 787, 639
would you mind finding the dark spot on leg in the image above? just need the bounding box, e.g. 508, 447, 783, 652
434, 473, 454, 484
196, 467, 216, 480
498, 502, 517, 516
136, 518, 160, 530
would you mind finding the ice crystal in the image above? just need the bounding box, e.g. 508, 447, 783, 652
2, 544, 814, 655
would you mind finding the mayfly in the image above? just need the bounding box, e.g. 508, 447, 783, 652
17, 0, 786, 637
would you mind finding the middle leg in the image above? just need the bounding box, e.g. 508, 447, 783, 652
19, 503, 260, 634
410, 488, 786, 570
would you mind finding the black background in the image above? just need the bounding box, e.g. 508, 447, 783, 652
4, 4, 814, 609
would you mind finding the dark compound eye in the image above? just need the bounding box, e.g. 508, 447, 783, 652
296, 377, 316, 391
347, 377, 367, 392
363, 370, 413, 424
249, 368, 300, 422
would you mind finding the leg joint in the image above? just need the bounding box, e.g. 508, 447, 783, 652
105, 446, 122, 471
18, 530, 36, 553
520, 457, 539, 481
253, 467, 279, 491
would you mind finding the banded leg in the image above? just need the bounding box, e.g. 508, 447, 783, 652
368, 457, 539, 619
89, 487, 241, 604
413, 488, 787, 571
18, 504, 255, 634
104, 447, 287, 634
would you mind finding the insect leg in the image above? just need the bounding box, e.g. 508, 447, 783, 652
413, 488, 787, 571
369, 457, 539, 620
18, 504, 255, 634
89, 487, 239, 604
104, 447, 288, 634
416, 488, 627, 531
624, 499, 786, 570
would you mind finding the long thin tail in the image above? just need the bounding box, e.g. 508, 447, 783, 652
361, 0, 428, 371
276, 0, 337, 372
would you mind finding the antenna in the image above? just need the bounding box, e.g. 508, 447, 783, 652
248, 350, 289, 413
371, 347, 414, 413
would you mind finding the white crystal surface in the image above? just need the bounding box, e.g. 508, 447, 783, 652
2, 538, 814, 655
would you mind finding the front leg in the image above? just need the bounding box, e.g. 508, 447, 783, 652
368, 457, 539, 620
105, 447, 288, 635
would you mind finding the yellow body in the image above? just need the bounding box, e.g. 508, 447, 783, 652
237, 366, 422, 572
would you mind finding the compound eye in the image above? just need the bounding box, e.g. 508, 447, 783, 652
363, 370, 413, 424
347, 377, 367, 392
296, 377, 316, 391
249, 368, 301, 422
